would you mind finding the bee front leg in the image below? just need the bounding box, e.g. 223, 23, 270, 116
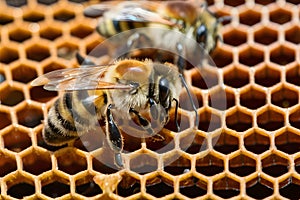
129, 108, 154, 135
106, 104, 124, 167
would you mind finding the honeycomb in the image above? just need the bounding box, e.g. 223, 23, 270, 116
1, 0, 300, 199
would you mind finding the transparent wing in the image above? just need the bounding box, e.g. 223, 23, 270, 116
31, 66, 132, 91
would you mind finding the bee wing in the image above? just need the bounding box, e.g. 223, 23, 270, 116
31, 66, 132, 91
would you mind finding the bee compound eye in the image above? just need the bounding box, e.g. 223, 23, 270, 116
196, 24, 207, 46
159, 78, 170, 106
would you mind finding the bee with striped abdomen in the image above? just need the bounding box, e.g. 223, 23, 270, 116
32, 59, 188, 167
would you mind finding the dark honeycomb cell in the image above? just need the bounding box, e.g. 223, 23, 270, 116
92, 152, 119, 174
146, 176, 174, 198
30, 86, 57, 103
239, 47, 264, 67
240, 86, 266, 109
210, 47, 233, 68
255, 65, 281, 87
212, 132, 239, 154
271, 85, 298, 108
23, 11, 45, 22
289, 108, 300, 129
254, 0, 275, 5
56, 149, 87, 175
286, 0, 300, 3
26, 44, 50, 62
117, 174, 140, 197
254, 27, 278, 45
40, 26, 62, 41
244, 131, 270, 154
12, 64, 37, 83
209, 87, 236, 110
257, 109, 284, 131
0, 152, 17, 177
179, 177, 207, 198
285, 26, 300, 44
262, 153, 289, 177
179, 89, 203, 111
224, 0, 245, 7
71, 24, 94, 39
130, 153, 158, 174
42, 179, 70, 198
279, 177, 300, 199
54, 9, 75, 21
0, 110, 11, 129
270, 45, 295, 65
179, 132, 208, 154
43, 61, 66, 73
9, 28, 31, 43
7, 182, 35, 198
223, 29, 247, 46
213, 177, 240, 198
76, 175, 102, 197
5, 0, 27, 7
164, 155, 191, 176
229, 153, 256, 176
224, 66, 249, 88
198, 110, 221, 132
246, 178, 273, 198
270, 8, 292, 24
0, 13, 14, 25
37, 0, 58, 5
275, 130, 300, 154
22, 150, 52, 175
0, 85, 24, 106
286, 64, 300, 86
191, 68, 218, 89
0, 46, 19, 64
3, 127, 31, 152
239, 10, 261, 26
57, 42, 78, 60
16, 104, 43, 128
196, 154, 224, 176
226, 109, 252, 132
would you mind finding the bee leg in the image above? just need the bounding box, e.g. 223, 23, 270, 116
129, 108, 154, 136
106, 104, 124, 167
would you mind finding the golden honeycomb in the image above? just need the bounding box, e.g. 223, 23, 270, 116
1, 0, 300, 199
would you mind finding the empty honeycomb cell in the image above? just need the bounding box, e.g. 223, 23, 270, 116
117, 173, 140, 197
130, 153, 158, 174
191, 68, 218, 89
270, 45, 295, 65
71, 24, 94, 39
179, 176, 207, 198
279, 177, 300, 199
223, 28, 247, 46
254, 26, 278, 45
246, 177, 273, 198
5, 0, 27, 7
6, 177, 35, 199
12, 64, 37, 83
275, 129, 300, 154
75, 175, 102, 197
286, 0, 300, 3
26, 44, 50, 62
213, 177, 240, 198
240, 86, 266, 110
271, 85, 298, 108
198, 109, 221, 132
239, 46, 264, 67
69, 0, 89, 3
179, 88, 203, 111
8, 27, 31, 43
212, 131, 239, 154
255, 64, 281, 87
270, 8, 292, 25
285, 26, 300, 44
21, 149, 51, 175
226, 109, 252, 132
0, 151, 17, 177
37, 0, 58, 5
30, 86, 57, 103
0, 110, 11, 129
23, 11, 45, 22
208, 87, 236, 110
16, 104, 43, 128
210, 47, 233, 68
0, 46, 19, 64
179, 131, 208, 154
254, 0, 275, 5
57, 42, 78, 60
41, 176, 70, 198
55, 148, 87, 175
286, 64, 300, 86
261, 153, 289, 177
229, 153, 256, 176
40, 26, 62, 41
2, 126, 31, 152
244, 130, 270, 154
196, 153, 224, 176
288, 107, 300, 130
223, 66, 249, 88
145, 176, 174, 198
257, 108, 284, 131
92, 152, 119, 174
224, 0, 245, 7
54, 9, 75, 22
42, 61, 67, 73
0, 13, 13, 25
0, 84, 24, 106
163, 154, 191, 176
239, 9, 261, 26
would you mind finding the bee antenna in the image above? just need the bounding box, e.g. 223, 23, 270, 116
179, 74, 199, 129
172, 98, 180, 132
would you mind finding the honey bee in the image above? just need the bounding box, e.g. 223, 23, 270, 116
32, 59, 191, 167
84, 0, 229, 57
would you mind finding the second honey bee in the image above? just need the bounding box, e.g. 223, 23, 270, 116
32, 59, 185, 167
84, 0, 229, 55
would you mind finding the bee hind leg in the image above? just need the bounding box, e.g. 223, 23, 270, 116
106, 104, 124, 168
